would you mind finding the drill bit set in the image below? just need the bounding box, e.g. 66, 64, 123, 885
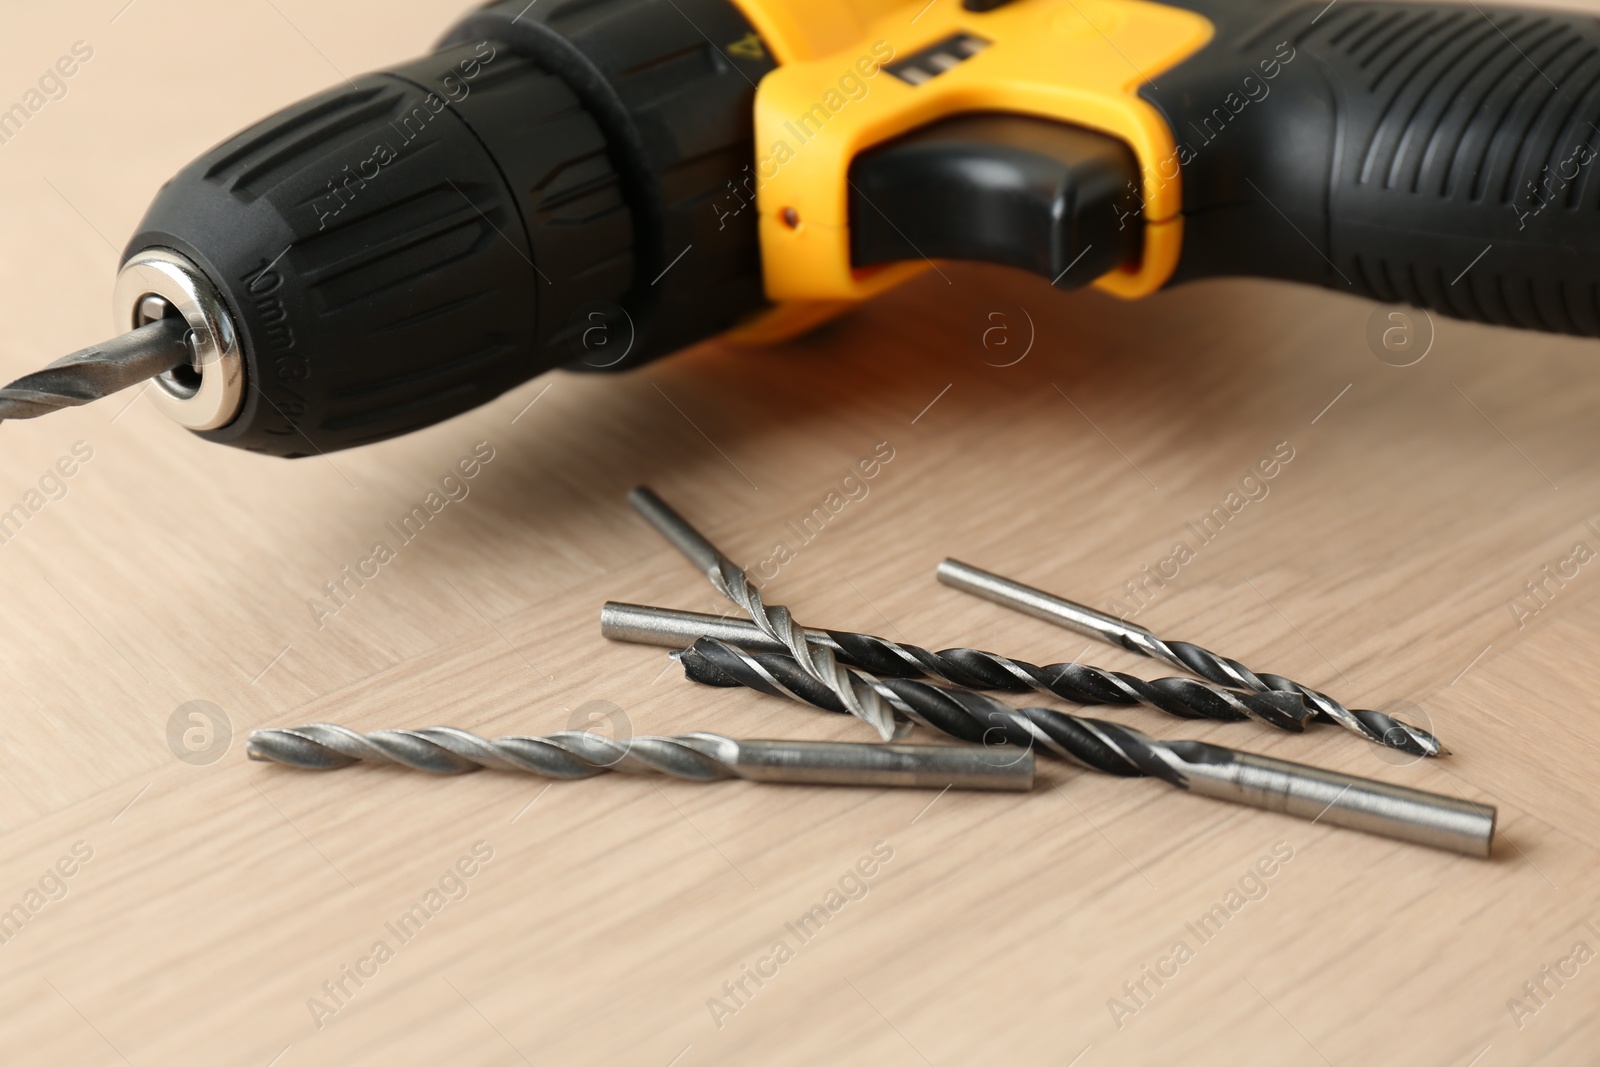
248, 503, 1038, 795
248, 483, 1492, 857
594, 488, 1493, 858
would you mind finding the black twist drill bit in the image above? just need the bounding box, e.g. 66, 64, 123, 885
0, 318, 192, 422
628, 486, 899, 740
678, 637, 1152, 774
673, 639, 1496, 856
245, 723, 1034, 791
601, 602, 1311, 733
936, 560, 1446, 758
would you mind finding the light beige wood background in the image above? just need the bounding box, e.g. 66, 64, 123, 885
2, 1, 1599, 1064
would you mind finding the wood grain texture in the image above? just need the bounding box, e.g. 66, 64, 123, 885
1, 1, 1599, 1064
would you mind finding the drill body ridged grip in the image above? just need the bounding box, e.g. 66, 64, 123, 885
1149, 0, 1600, 335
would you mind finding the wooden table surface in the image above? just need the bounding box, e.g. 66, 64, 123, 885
4, 1, 1600, 1064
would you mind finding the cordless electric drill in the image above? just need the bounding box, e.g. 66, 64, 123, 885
22, 0, 1600, 454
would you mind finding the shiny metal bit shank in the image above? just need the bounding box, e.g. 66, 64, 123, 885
936, 559, 1446, 758
1162, 741, 1493, 856
247, 724, 1034, 791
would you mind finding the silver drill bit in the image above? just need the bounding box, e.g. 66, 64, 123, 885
0, 318, 193, 422
601, 601, 1311, 732
673, 638, 1494, 857
246, 724, 1033, 791
936, 559, 1446, 758
628, 487, 900, 740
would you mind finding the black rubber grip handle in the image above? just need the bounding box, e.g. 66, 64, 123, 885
1143, 0, 1600, 336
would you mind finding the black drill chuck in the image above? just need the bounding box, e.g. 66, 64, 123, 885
120, 0, 773, 456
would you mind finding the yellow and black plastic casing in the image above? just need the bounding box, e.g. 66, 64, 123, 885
726, 0, 1600, 340
123, 0, 1600, 455
725, 0, 1207, 313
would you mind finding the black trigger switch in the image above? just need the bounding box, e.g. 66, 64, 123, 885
847, 113, 1143, 288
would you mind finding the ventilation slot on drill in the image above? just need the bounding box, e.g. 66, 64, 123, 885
886, 33, 990, 85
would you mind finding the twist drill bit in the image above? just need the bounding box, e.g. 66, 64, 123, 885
937, 560, 1447, 758
673, 639, 1494, 857
601, 602, 1311, 733
0, 318, 192, 422
628, 486, 900, 740
246, 724, 1033, 790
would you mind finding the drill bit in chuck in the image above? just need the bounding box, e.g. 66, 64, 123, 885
247, 724, 1034, 791
674, 639, 1494, 856
602, 602, 1311, 733
629, 486, 901, 740
0, 318, 193, 422
937, 560, 1446, 758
